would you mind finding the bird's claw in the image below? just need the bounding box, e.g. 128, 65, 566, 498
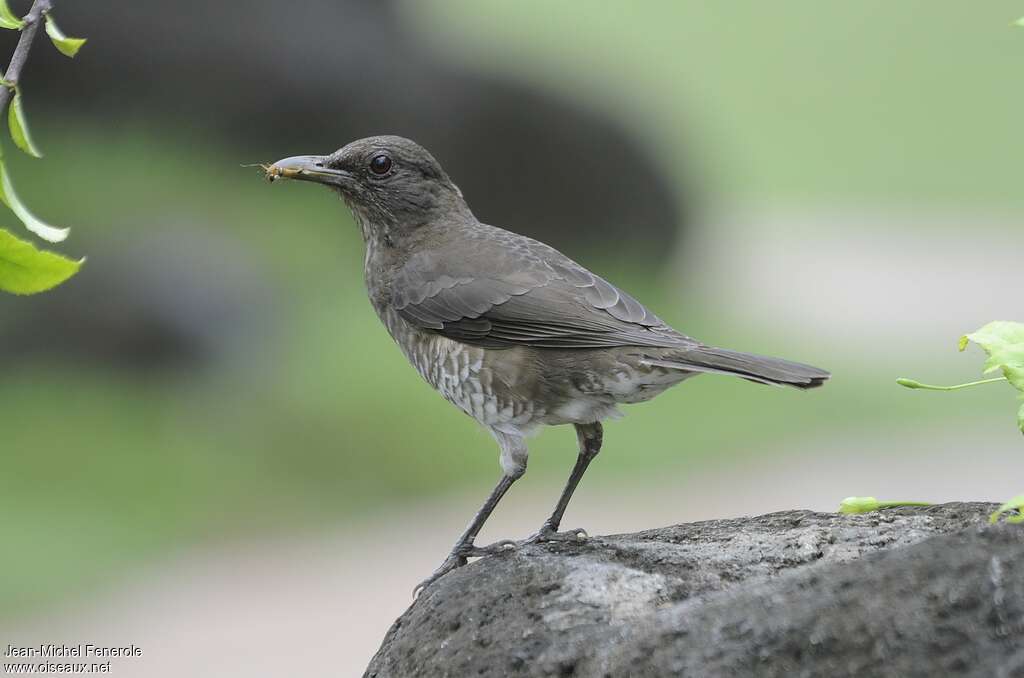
412, 529, 588, 597
524, 523, 589, 545
413, 552, 467, 597
458, 539, 517, 557
413, 539, 519, 597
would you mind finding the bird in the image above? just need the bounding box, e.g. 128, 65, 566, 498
265, 135, 829, 592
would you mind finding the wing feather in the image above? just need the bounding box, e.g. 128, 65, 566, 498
390, 225, 693, 350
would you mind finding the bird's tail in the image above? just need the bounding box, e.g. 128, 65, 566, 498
644, 346, 830, 390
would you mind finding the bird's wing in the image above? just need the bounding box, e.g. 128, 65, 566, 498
390, 228, 693, 349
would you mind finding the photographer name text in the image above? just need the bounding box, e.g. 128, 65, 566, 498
4, 645, 141, 659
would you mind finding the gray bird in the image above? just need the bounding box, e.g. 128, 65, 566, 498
266, 136, 829, 592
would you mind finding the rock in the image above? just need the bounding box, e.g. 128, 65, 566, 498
364, 503, 1024, 677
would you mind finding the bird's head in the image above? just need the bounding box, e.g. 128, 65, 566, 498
267, 135, 469, 236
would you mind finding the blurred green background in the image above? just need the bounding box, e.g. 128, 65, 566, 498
1, 1, 1022, 673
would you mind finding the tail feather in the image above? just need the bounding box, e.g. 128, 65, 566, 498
647, 346, 830, 390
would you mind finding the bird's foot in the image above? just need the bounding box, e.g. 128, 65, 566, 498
412, 540, 517, 597
462, 539, 518, 556
413, 552, 466, 597
412, 528, 588, 596
521, 521, 589, 546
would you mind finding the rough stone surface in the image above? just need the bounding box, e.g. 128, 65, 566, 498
364, 503, 1024, 678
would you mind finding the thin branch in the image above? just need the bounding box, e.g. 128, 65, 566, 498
0, 0, 53, 111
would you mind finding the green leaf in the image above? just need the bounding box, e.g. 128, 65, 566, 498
0, 158, 68, 242
0, 0, 24, 30
961, 321, 1024, 433
961, 321, 1024, 391
990, 494, 1024, 524
8, 90, 41, 158
0, 227, 80, 294
902, 322, 1024, 434
1016, 16, 1024, 27
43, 14, 85, 58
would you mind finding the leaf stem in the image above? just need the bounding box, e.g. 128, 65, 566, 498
896, 376, 1008, 391
0, 0, 52, 113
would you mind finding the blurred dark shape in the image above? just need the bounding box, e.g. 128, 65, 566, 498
0, 227, 274, 372
19, 0, 691, 261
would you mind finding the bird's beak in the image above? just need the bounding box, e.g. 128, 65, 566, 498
265, 155, 353, 188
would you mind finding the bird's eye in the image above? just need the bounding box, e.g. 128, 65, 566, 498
369, 154, 392, 175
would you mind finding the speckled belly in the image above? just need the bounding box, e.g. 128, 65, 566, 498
375, 306, 539, 431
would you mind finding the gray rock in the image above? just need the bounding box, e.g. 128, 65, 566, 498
365, 503, 1024, 677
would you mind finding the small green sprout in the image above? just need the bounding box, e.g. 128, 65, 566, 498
898, 321, 1024, 434
897, 322, 1024, 526
838, 497, 932, 514
990, 495, 1024, 524
895, 377, 1007, 391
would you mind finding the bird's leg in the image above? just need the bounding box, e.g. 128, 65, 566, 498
414, 472, 519, 596
528, 421, 603, 543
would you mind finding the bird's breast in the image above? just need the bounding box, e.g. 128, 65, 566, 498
372, 303, 540, 432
